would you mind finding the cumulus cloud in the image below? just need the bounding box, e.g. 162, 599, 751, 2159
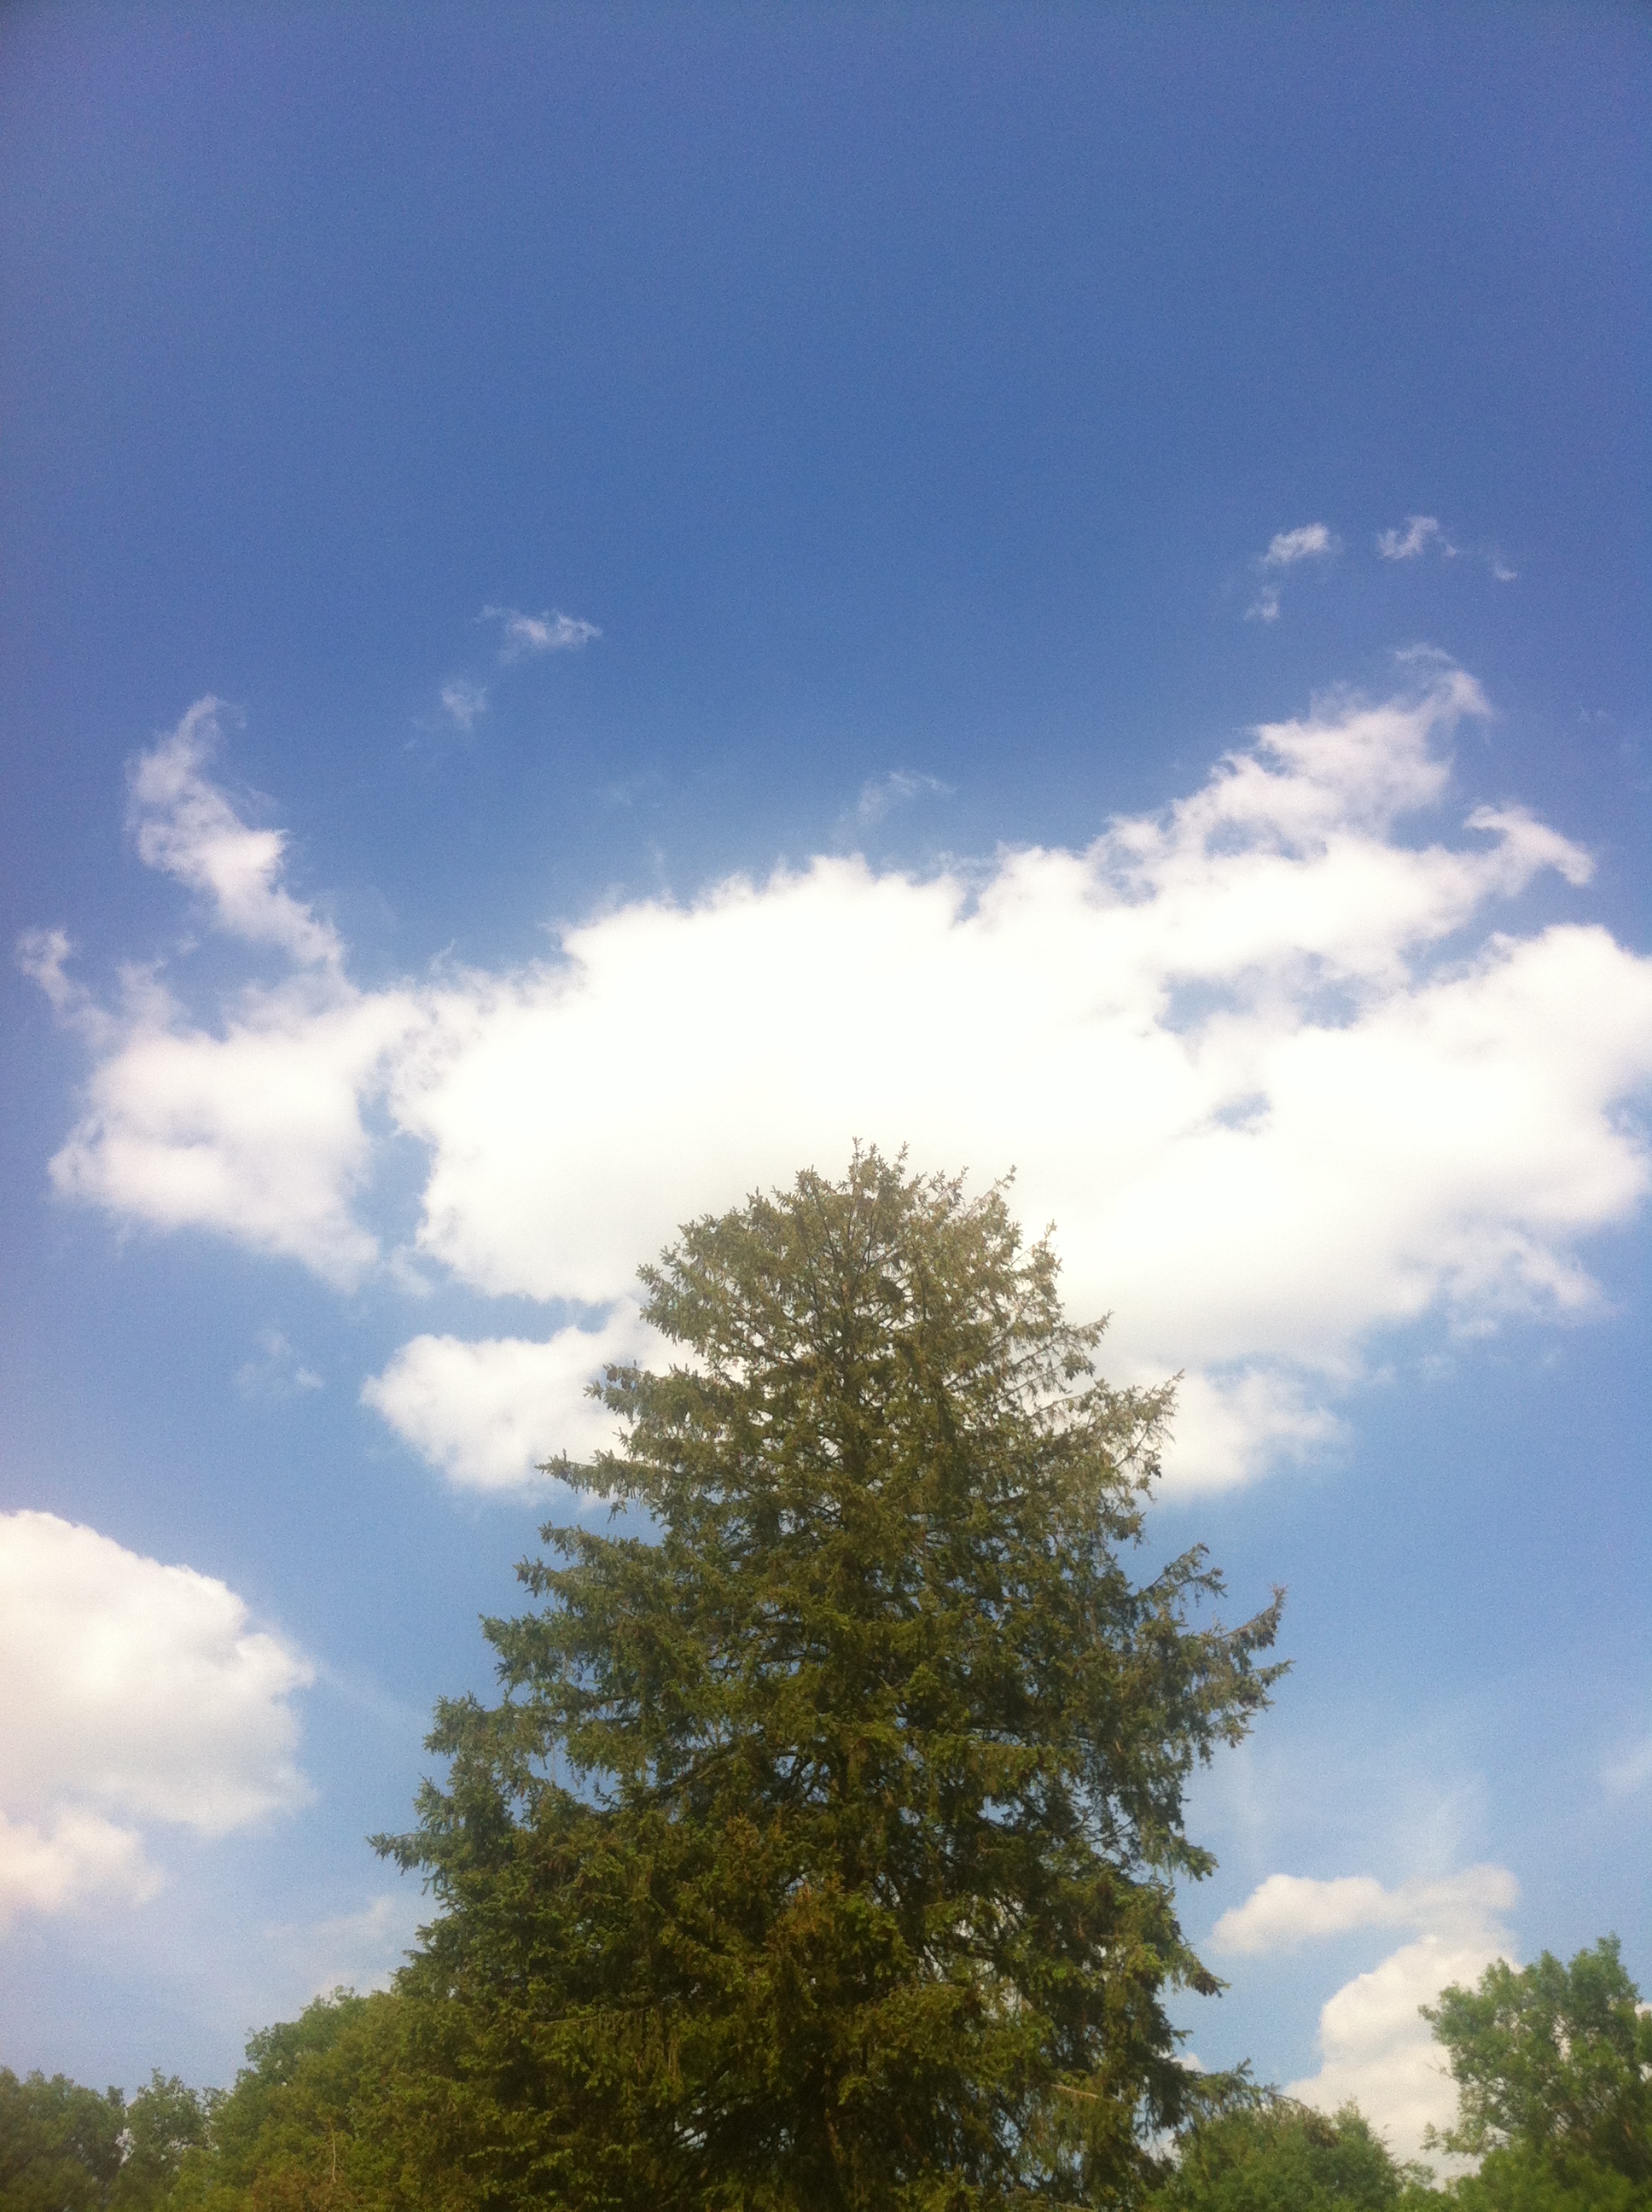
43, 971, 419, 1288
480, 604, 601, 660
21, 706, 418, 1284
0, 1512, 314, 1930
1219, 1864, 1521, 2163
1213, 1863, 1518, 1955
363, 1308, 654, 1490
0, 1810, 162, 1930
439, 678, 489, 731
1244, 584, 1281, 624
1378, 516, 1444, 562
27, 665, 1652, 1490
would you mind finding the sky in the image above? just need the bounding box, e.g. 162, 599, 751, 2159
0, 0, 1647, 2163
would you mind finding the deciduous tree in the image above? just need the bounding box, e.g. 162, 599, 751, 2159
0, 2066, 208, 2212
1423, 1938, 1651, 2208
1143, 2096, 1437, 2211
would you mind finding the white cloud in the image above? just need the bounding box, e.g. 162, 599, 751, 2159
1292, 1931, 1504, 2163
1248, 526, 1337, 619
1378, 516, 1443, 562
0, 1512, 314, 1930
480, 604, 601, 660
28, 665, 1652, 1489
0, 1810, 162, 1930
856, 770, 952, 825
1160, 1370, 1344, 1488
16, 926, 84, 1022
1376, 517, 1515, 584
1216, 1864, 1517, 2163
128, 699, 342, 969
26, 704, 417, 1285
1262, 522, 1339, 568
1213, 1863, 1518, 1955
44, 972, 420, 1288
439, 678, 489, 730
363, 1309, 653, 1491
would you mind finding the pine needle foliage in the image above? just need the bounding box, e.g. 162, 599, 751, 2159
381, 1151, 1284, 2209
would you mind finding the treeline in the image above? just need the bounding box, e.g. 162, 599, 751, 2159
3, 1936, 1649, 2209
9, 1161, 1648, 2209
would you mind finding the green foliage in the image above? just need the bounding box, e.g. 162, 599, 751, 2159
0, 2066, 209, 2212
165, 1988, 477, 2211
1143, 2096, 1434, 2211
1423, 1938, 1651, 2188
1440, 2143, 1647, 2210
380, 1151, 1284, 2209
114, 2076, 215, 2209
0, 2069, 124, 2212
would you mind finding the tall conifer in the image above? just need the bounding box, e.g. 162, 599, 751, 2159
382, 1152, 1283, 2209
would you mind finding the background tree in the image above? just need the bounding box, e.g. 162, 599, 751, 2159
381, 1151, 1284, 2209
1143, 2096, 1439, 2212
0, 2067, 209, 2212
0, 2069, 125, 2212
164, 1989, 475, 2212
1422, 1938, 1651, 2209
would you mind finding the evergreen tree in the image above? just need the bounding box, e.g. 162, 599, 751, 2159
381, 1152, 1284, 2209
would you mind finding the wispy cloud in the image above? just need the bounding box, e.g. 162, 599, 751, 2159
127, 699, 342, 969
16, 927, 91, 1027
856, 769, 952, 826
1262, 522, 1339, 568
1377, 515, 1516, 583
1602, 1735, 1652, 1794
1245, 523, 1338, 621
270, 1889, 424, 2003
1378, 515, 1444, 562
480, 604, 602, 661
439, 678, 489, 731
235, 1327, 323, 1402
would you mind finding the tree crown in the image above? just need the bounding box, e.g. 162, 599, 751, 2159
1423, 1937, 1651, 2186
381, 1152, 1285, 2208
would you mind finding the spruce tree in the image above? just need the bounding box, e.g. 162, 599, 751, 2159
381, 1152, 1283, 2209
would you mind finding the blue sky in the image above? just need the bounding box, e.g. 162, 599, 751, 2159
1, 0, 1646, 2157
